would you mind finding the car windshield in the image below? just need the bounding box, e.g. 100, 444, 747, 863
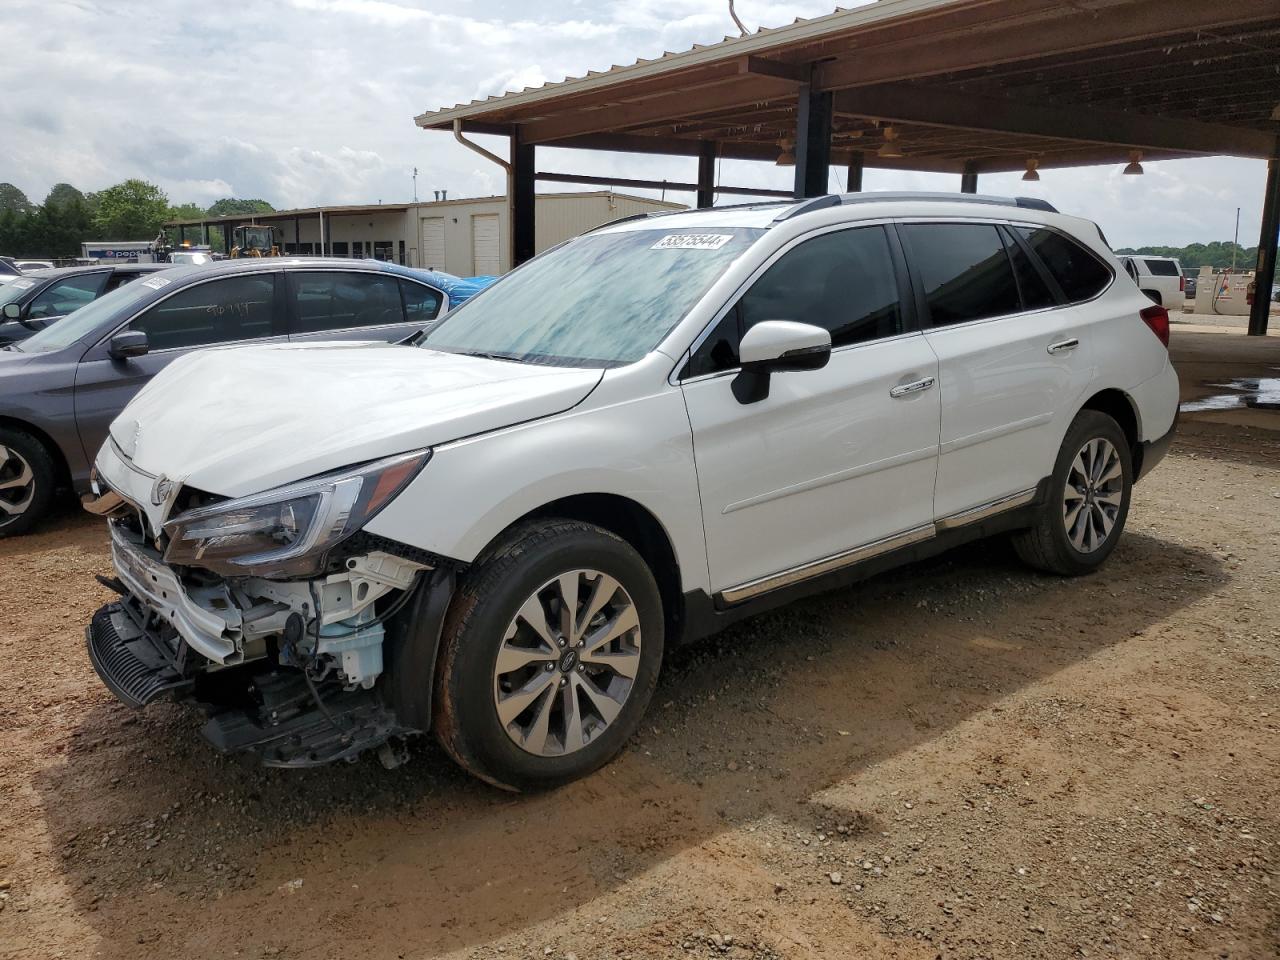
14, 278, 157, 353
0, 277, 39, 307
422, 226, 765, 366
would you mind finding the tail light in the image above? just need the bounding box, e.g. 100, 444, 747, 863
1140, 304, 1170, 348
1179, 274, 1186, 293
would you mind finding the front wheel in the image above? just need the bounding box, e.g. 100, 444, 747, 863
1013, 410, 1132, 576
433, 519, 664, 791
0, 427, 56, 538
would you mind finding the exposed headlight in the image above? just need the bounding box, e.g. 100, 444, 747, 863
162, 450, 430, 577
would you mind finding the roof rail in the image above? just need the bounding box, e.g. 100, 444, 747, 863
772, 191, 1058, 222
590, 198, 797, 233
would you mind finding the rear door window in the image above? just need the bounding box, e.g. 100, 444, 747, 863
287, 271, 405, 334
27, 273, 107, 318
1016, 227, 1113, 303
1143, 259, 1181, 277
1001, 227, 1057, 311
400, 279, 443, 324
900, 222, 1020, 326
130, 274, 279, 350
106, 270, 148, 293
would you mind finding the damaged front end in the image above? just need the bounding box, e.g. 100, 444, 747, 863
83, 445, 453, 768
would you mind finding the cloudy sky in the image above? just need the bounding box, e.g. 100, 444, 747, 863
2, 0, 1269, 248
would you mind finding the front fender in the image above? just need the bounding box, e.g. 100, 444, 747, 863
364, 388, 709, 594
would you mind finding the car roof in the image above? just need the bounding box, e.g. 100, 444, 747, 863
147, 257, 461, 288
25, 263, 168, 279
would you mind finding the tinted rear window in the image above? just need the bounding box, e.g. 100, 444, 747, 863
1016, 227, 1112, 303
1003, 228, 1057, 311
900, 222, 1020, 326
1143, 259, 1181, 276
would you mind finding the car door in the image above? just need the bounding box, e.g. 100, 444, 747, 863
72, 270, 286, 465
284, 270, 440, 344
680, 224, 940, 599
898, 220, 1096, 521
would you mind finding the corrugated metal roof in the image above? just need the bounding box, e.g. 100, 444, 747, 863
414, 0, 969, 127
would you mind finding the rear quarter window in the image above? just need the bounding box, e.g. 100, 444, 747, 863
1143, 259, 1182, 277
1015, 227, 1112, 303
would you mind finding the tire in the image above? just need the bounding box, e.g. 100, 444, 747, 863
1013, 410, 1132, 576
433, 519, 664, 791
0, 427, 56, 538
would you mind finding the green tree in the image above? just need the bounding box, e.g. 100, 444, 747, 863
92, 179, 170, 240
1115, 242, 1259, 271
206, 197, 275, 217
44, 182, 85, 211
0, 183, 33, 216
167, 202, 206, 222
41, 185, 94, 258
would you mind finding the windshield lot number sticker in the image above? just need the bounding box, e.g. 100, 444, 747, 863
140, 276, 172, 290
651, 234, 732, 251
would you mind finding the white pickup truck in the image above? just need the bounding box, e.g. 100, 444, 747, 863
1120, 255, 1185, 306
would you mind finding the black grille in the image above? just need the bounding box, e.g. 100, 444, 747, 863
85, 603, 193, 708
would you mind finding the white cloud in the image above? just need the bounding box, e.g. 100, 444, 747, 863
0, 0, 1269, 249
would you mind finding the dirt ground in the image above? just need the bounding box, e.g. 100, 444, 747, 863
1, 327, 1277, 960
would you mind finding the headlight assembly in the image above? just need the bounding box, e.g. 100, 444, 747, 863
162, 450, 430, 577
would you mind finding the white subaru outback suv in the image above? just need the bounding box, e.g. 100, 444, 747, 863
84, 193, 1178, 790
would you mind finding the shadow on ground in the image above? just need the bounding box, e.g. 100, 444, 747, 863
33, 530, 1225, 958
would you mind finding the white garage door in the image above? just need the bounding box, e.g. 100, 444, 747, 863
419, 217, 445, 271
471, 214, 500, 275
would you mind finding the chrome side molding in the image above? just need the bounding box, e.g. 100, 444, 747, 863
719, 524, 934, 604
934, 488, 1037, 531
717, 486, 1038, 605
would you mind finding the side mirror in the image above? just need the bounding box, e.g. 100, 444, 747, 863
2, 303, 19, 321
732, 320, 831, 404
108, 330, 149, 360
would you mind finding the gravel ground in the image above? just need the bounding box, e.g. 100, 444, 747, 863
1, 331, 1277, 960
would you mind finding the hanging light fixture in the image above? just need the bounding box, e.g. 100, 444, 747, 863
877, 126, 903, 159
1022, 158, 1040, 182
1123, 149, 1145, 176
775, 139, 795, 166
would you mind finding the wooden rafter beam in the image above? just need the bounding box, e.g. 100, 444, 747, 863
814, 0, 1280, 92
519, 75, 800, 143
830, 82, 1278, 157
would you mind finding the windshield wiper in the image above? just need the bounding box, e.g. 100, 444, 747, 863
459, 349, 527, 363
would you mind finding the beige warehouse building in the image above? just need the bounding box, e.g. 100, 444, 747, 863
164, 191, 683, 275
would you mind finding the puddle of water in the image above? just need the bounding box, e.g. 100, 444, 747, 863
1180, 375, 1280, 413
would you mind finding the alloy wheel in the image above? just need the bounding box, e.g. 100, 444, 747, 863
1062, 437, 1123, 553
492, 569, 642, 757
0, 445, 36, 524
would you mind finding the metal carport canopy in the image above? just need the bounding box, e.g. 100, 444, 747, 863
415, 0, 1280, 333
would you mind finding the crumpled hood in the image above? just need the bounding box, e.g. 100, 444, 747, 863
108, 341, 603, 497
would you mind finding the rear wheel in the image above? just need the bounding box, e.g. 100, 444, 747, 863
0, 427, 56, 538
433, 519, 664, 791
1013, 410, 1132, 576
